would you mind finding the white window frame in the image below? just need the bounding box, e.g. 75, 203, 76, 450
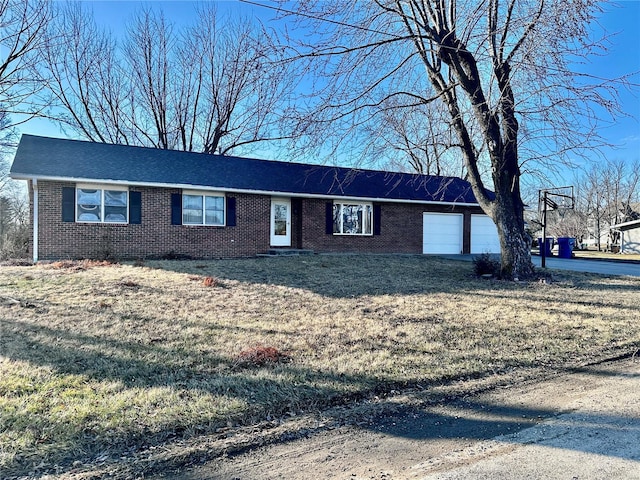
182, 190, 226, 226
333, 201, 373, 236
76, 184, 129, 224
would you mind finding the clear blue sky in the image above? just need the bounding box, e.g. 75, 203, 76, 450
20, 0, 640, 179
582, 0, 640, 164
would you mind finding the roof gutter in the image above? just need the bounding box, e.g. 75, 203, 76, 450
9, 173, 482, 208
609, 219, 640, 230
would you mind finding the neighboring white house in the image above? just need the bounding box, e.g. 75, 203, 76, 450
610, 219, 640, 254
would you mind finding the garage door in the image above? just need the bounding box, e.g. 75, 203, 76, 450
471, 214, 501, 253
423, 213, 463, 254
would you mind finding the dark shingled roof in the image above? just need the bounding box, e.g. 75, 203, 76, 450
10, 134, 485, 204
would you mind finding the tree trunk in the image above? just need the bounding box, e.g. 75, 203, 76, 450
493, 200, 535, 280
430, 30, 536, 280
489, 130, 535, 280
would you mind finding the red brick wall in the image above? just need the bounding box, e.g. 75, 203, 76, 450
301, 198, 483, 254
35, 181, 271, 260
32, 181, 484, 260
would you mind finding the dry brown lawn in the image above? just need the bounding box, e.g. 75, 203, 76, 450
1, 255, 639, 478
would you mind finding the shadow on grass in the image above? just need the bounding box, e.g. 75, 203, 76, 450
143, 255, 492, 298
3, 311, 639, 478
0, 309, 547, 478
2, 255, 639, 478
144, 255, 639, 300
460, 288, 640, 316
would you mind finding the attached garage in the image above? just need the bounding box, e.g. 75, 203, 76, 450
471, 214, 501, 254
423, 213, 463, 254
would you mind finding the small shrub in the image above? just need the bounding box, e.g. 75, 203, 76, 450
202, 276, 219, 287
0, 224, 29, 260
473, 252, 501, 277
202, 277, 223, 288
45, 259, 114, 271
236, 346, 289, 367
0, 259, 32, 267
118, 280, 140, 289
82, 259, 114, 268
48, 260, 85, 271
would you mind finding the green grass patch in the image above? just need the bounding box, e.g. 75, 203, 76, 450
1, 255, 639, 477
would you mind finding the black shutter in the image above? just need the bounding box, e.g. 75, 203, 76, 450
171, 193, 182, 225
226, 197, 236, 226
62, 187, 75, 222
292, 197, 302, 215
373, 204, 381, 235
129, 191, 142, 224
325, 202, 334, 234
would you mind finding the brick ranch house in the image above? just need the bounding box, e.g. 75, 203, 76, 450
10, 134, 501, 262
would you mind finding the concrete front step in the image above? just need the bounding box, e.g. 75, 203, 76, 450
258, 249, 315, 257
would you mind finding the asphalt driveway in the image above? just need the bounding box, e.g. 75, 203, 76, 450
532, 255, 640, 276
440, 254, 640, 277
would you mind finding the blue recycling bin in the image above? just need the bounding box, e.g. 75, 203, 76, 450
557, 237, 575, 259
538, 237, 553, 256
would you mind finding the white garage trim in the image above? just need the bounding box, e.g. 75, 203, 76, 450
423, 213, 463, 254
471, 214, 501, 254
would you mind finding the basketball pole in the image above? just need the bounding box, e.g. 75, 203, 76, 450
538, 186, 574, 269
541, 190, 547, 268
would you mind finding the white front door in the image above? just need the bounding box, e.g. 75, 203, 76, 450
270, 198, 291, 247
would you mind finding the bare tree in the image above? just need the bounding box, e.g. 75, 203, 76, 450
0, 110, 16, 151
276, 0, 627, 278
1, 112, 24, 227
40, 2, 295, 156
368, 100, 465, 176
573, 173, 605, 251
545, 209, 587, 243
0, 0, 51, 135
37, 2, 124, 144
573, 158, 640, 251
0, 185, 29, 258
0, 112, 28, 258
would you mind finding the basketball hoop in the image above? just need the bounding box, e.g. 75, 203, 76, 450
538, 186, 575, 218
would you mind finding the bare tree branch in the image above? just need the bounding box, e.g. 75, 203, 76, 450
276, 0, 628, 279
38, 2, 297, 156
0, 0, 51, 132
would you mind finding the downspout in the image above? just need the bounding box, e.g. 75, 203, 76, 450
32, 179, 38, 263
